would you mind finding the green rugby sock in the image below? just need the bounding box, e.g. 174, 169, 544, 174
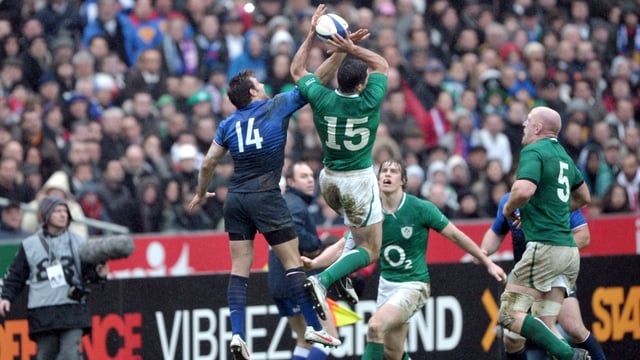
520, 315, 573, 360
319, 247, 370, 288
362, 342, 384, 360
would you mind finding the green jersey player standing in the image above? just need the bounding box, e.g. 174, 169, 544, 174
302, 160, 506, 360
291, 4, 388, 322
499, 106, 592, 360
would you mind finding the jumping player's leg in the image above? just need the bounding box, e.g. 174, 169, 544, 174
317, 222, 381, 288
228, 239, 254, 340
271, 233, 341, 347
315, 168, 382, 290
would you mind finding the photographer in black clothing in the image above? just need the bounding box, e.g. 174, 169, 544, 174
0, 196, 107, 360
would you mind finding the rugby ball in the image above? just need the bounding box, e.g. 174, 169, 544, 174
315, 13, 349, 42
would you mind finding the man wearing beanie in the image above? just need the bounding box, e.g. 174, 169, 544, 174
0, 196, 107, 360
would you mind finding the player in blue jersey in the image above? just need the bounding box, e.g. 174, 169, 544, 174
481, 193, 607, 360
188, 6, 370, 359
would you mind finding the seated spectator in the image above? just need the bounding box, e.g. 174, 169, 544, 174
123, 48, 168, 101
137, 175, 164, 233
94, 159, 142, 233
0, 201, 32, 241
82, 0, 137, 66
0, 157, 36, 204
601, 183, 632, 213
616, 153, 640, 212
160, 16, 198, 77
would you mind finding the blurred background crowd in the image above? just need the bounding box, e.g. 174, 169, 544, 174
0, 0, 637, 239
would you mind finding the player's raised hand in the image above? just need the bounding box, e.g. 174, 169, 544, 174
327, 30, 356, 53
349, 28, 370, 44
310, 4, 327, 30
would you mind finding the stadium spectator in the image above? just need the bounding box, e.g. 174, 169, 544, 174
160, 16, 198, 77
600, 183, 632, 214
94, 159, 142, 232
83, 0, 136, 66
123, 48, 168, 101
0, 200, 31, 240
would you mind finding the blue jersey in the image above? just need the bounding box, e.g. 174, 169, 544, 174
214, 89, 306, 192
492, 193, 587, 262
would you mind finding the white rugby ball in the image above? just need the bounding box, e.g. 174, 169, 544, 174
315, 13, 349, 42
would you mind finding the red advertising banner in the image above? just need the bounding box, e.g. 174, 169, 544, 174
2, 256, 638, 359
107, 215, 640, 278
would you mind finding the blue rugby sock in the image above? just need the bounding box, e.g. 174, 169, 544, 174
292, 346, 309, 360
286, 267, 322, 330
576, 332, 607, 360
307, 346, 329, 360
228, 274, 248, 338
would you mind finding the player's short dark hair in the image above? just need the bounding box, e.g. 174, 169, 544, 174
337, 57, 368, 93
228, 70, 255, 109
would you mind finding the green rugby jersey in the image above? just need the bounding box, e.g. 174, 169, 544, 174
297, 72, 387, 171
380, 193, 449, 283
517, 137, 584, 247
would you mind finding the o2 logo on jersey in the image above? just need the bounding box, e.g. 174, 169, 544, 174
384, 244, 413, 270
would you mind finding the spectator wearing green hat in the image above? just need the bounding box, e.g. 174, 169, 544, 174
187, 88, 213, 119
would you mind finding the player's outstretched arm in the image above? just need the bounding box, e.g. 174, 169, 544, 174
291, 4, 326, 83
301, 237, 346, 271
440, 223, 507, 283
315, 28, 370, 84
327, 32, 388, 75
480, 228, 505, 257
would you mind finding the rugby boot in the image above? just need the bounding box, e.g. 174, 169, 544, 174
304, 326, 342, 347
230, 334, 250, 360
304, 275, 329, 320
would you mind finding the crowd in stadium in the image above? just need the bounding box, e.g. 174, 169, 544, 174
0, 0, 637, 237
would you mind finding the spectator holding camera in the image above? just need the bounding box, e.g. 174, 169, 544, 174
0, 196, 107, 360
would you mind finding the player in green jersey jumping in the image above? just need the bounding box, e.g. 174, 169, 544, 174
303, 159, 506, 359
499, 106, 592, 360
291, 3, 389, 322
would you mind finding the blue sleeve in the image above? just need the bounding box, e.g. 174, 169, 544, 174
569, 209, 587, 230
491, 194, 511, 235
271, 88, 307, 118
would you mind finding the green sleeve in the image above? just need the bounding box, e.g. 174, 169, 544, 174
516, 147, 541, 185
423, 200, 449, 233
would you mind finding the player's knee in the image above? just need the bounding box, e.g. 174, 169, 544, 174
499, 291, 534, 330
366, 316, 385, 341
